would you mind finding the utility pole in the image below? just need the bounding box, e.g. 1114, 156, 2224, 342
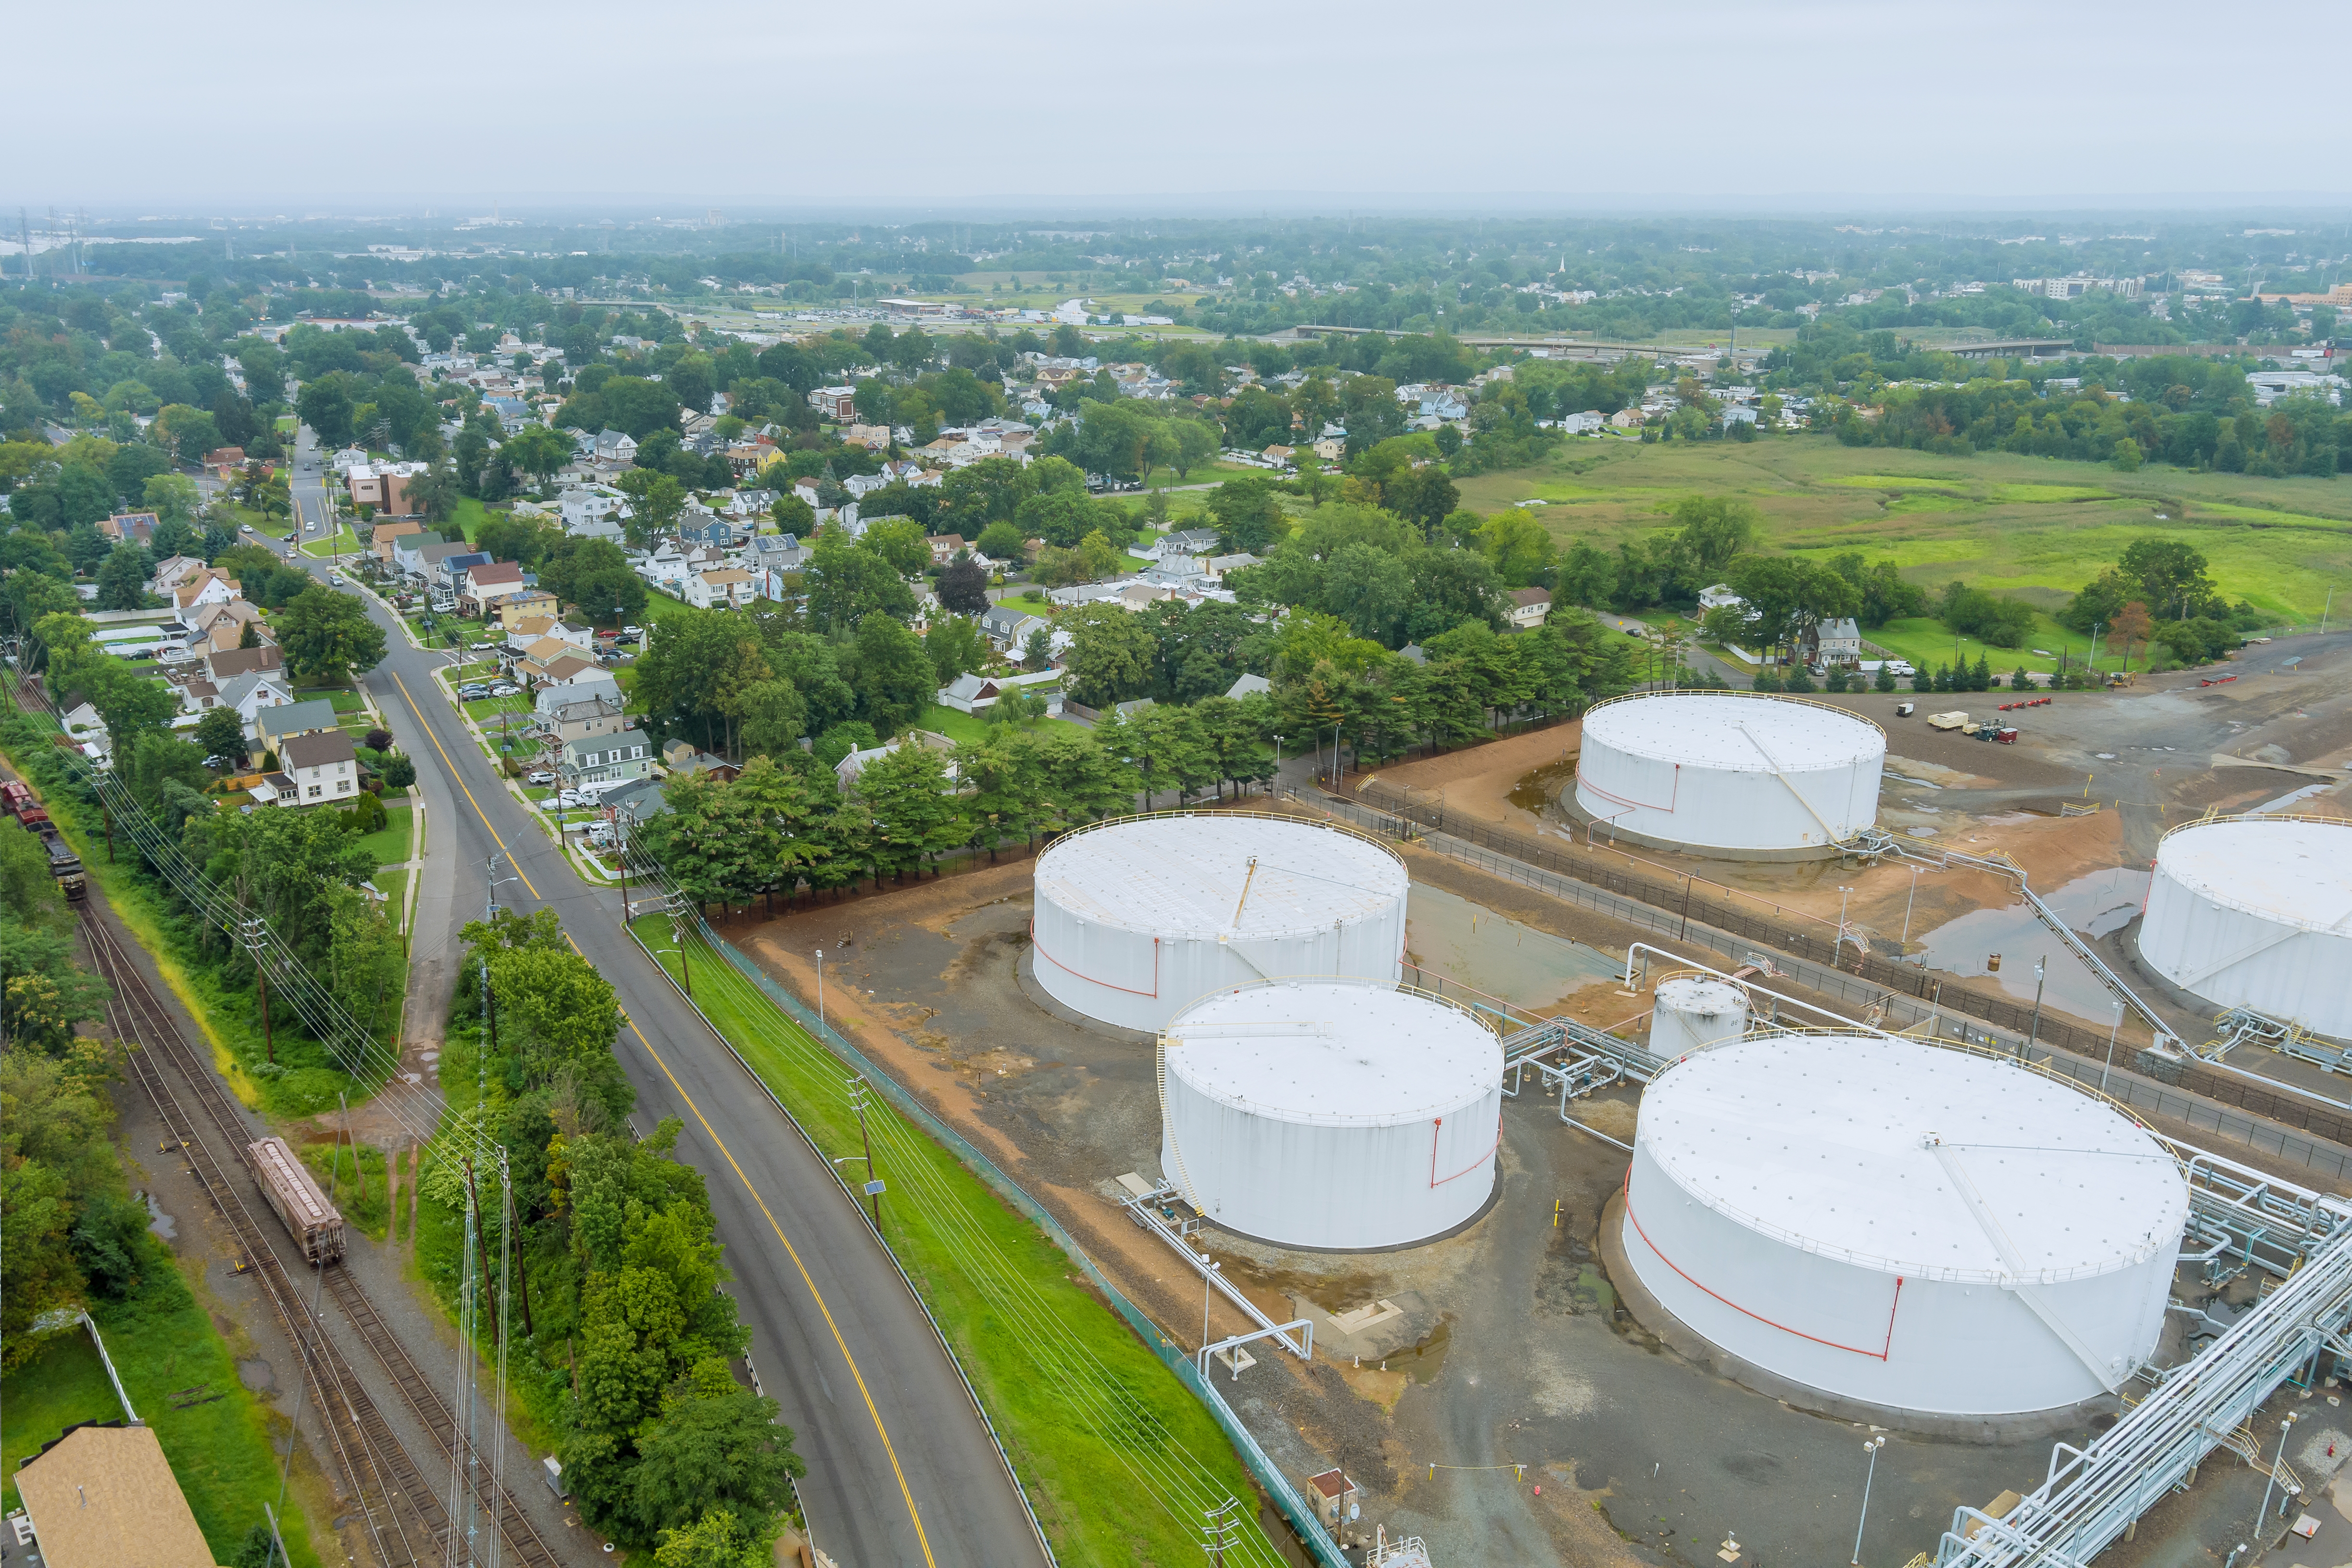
671, 908, 692, 996
847, 1075, 883, 1229
463, 1158, 502, 1346
498, 1149, 534, 1338
240, 917, 273, 1063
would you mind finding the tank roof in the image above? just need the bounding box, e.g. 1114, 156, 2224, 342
1637, 1034, 2185, 1282
1583, 692, 1883, 770
2157, 817, 2352, 935
1037, 814, 1408, 941
1656, 976, 1748, 1014
1165, 980, 1499, 1126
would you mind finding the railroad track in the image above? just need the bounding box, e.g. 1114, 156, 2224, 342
80, 905, 564, 1568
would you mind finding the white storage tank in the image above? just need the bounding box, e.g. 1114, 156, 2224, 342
1160, 978, 1503, 1250
1620, 1033, 2185, 1416
1573, 692, 1884, 858
1648, 975, 1750, 1058
2138, 816, 2352, 1039
1032, 813, 1410, 1033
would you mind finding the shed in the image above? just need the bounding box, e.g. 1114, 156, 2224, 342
14, 1423, 218, 1568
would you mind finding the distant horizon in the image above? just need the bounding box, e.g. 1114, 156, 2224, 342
14, 192, 2352, 226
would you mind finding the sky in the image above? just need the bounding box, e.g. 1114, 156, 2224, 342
16, 0, 2352, 214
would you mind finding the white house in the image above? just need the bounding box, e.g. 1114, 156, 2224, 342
560, 487, 629, 539
565, 727, 653, 785
684, 567, 754, 610
1559, 410, 1605, 435
217, 670, 298, 732
593, 429, 639, 464
1507, 587, 1553, 630
1815, 616, 1863, 666
261, 728, 361, 809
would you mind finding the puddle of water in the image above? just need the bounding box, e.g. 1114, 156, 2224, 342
1405, 883, 1624, 1015
1913, 868, 2150, 1020
141, 1189, 176, 1242
1508, 757, 1577, 814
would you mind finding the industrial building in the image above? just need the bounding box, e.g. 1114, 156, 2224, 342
1031, 812, 1410, 1032
2137, 814, 2351, 1039
1620, 1031, 2186, 1415
1159, 977, 1504, 1249
1572, 691, 1885, 858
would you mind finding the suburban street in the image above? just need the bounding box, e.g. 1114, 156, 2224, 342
283, 435, 1048, 1568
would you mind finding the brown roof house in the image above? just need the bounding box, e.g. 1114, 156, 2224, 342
13, 1422, 220, 1568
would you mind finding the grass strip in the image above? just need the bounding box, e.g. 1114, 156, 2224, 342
628, 914, 1297, 1568
1, 1239, 328, 1567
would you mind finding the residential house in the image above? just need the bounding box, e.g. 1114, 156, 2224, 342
59, 698, 110, 760
928, 533, 971, 567
496, 590, 561, 629
258, 728, 361, 808
176, 677, 222, 717
1203, 552, 1260, 580
389, 531, 447, 577
254, 698, 338, 757
14, 1422, 220, 1568
171, 568, 240, 614
537, 693, 628, 746
1311, 433, 1345, 462
679, 517, 739, 549
184, 598, 266, 645
534, 674, 622, 721
101, 511, 159, 546
201, 445, 248, 477
808, 385, 857, 421
842, 422, 892, 447
217, 670, 298, 733
600, 776, 674, 835
593, 429, 639, 465
1261, 444, 1296, 464
1697, 583, 1745, 614
148, 554, 208, 595
834, 729, 956, 793
565, 727, 653, 785
746, 533, 807, 575
1150, 528, 1221, 564
684, 567, 754, 610
457, 561, 530, 617
1558, 410, 1605, 435
1225, 673, 1272, 699
430, 550, 491, 591
660, 739, 740, 781
1814, 616, 1863, 667
205, 644, 285, 683
1507, 587, 1553, 630
979, 604, 1050, 653
936, 672, 1005, 713
1608, 408, 1644, 430
560, 487, 629, 539
346, 462, 423, 516
368, 519, 427, 562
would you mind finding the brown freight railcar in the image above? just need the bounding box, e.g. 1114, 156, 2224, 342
246, 1136, 346, 1264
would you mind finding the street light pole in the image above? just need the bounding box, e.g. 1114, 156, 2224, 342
2026, 956, 2047, 1059
2100, 999, 2125, 1095
2257, 1414, 2299, 1547
1852, 1434, 1886, 1567
1200, 1253, 1221, 1361
815, 948, 825, 1038
1901, 864, 1923, 948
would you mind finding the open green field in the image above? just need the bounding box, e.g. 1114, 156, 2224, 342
628, 914, 1290, 1568
298, 523, 363, 558
1457, 436, 2352, 622
1, 1270, 326, 1567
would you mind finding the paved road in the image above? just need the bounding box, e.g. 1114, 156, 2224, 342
285, 438, 1047, 1568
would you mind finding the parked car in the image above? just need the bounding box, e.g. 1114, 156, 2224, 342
490, 682, 521, 698
458, 683, 492, 699
525, 770, 556, 786
468, 641, 497, 652
556, 789, 587, 808
621, 625, 643, 637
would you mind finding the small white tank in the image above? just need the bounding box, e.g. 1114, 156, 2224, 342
1649, 976, 1750, 1058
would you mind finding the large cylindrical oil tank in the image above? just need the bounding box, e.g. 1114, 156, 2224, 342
2137, 816, 2352, 1039
1648, 975, 1751, 1058
1032, 813, 1410, 1033
1574, 693, 1884, 858
1620, 1033, 2184, 1415
1159, 978, 1503, 1250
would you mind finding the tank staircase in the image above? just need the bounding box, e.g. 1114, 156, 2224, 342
1884, 839, 2183, 1052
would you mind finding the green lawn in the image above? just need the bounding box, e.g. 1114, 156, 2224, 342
350, 804, 415, 869
1458, 435, 2352, 622
1862, 613, 2137, 680
376, 865, 409, 923
1, 1264, 327, 1568
629, 916, 1290, 1567
448, 497, 490, 544
298, 524, 364, 558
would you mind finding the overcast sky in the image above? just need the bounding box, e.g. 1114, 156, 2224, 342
17, 0, 2351, 214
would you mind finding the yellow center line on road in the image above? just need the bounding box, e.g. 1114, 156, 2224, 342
389, 667, 935, 1564
591, 960, 938, 1568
